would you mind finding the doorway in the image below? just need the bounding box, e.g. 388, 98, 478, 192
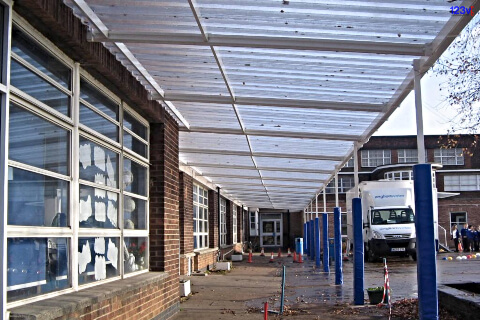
260, 218, 282, 247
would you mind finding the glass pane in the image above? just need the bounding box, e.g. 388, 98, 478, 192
194, 236, 197, 249
9, 104, 69, 175
79, 137, 118, 188
124, 195, 146, 230
123, 158, 147, 196
124, 111, 147, 140
193, 206, 198, 219
79, 184, 118, 229
124, 237, 147, 273
12, 27, 71, 89
7, 238, 70, 303
80, 103, 118, 142
0, 5, 4, 84
80, 78, 118, 120
123, 132, 147, 158
11, 60, 70, 116
78, 237, 119, 285
8, 167, 68, 227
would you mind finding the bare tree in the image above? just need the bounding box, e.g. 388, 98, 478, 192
434, 14, 480, 151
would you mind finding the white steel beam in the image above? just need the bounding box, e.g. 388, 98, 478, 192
414, 59, 426, 164
179, 126, 362, 141
180, 148, 345, 161
155, 93, 384, 113
186, 162, 332, 174
204, 173, 325, 183
89, 31, 428, 56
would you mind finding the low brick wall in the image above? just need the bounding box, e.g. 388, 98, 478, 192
9, 273, 178, 320
194, 249, 218, 271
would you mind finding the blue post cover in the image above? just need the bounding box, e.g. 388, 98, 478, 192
353, 197, 364, 305
334, 207, 343, 285
304, 223, 308, 255
308, 220, 315, 261
323, 213, 329, 272
315, 217, 321, 267
413, 164, 438, 320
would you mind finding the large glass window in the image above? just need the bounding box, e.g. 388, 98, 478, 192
193, 184, 208, 250
398, 149, 417, 163
444, 175, 480, 191
6, 22, 150, 304
434, 148, 464, 165
232, 205, 237, 244
384, 171, 413, 181
220, 198, 227, 246
361, 149, 391, 167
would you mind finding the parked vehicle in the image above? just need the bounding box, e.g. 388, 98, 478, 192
347, 180, 438, 262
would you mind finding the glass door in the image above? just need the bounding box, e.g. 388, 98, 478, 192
260, 219, 282, 247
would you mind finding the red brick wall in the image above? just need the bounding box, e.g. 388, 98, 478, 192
209, 190, 219, 248
149, 115, 180, 311
179, 172, 193, 254
194, 251, 217, 271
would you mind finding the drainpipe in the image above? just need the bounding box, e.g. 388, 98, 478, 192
217, 186, 221, 258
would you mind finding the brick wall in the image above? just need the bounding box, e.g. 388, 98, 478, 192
179, 172, 193, 254
149, 114, 180, 312
194, 250, 217, 271
208, 189, 219, 248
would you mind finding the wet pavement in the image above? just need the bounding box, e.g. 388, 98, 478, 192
172, 251, 480, 319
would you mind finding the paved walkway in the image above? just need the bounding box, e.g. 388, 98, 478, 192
172, 252, 480, 320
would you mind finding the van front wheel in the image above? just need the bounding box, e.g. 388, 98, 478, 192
367, 247, 377, 262
411, 253, 417, 261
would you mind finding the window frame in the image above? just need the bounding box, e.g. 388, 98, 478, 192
434, 148, 464, 165
444, 174, 480, 191
220, 198, 227, 247
325, 176, 354, 194
5, 17, 150, 307
361, 149, 391, 167
232, 204, 237, 244
193, 183, 209, 251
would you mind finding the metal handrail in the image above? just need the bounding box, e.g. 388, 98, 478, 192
438, 225, 448, 247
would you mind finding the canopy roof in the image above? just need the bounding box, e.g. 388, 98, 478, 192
65, 0, 478, 210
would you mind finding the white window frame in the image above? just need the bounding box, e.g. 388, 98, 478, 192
220, 198, 227, 247
249, 211, 258, 237
5, 18, 150, 308
398, 149, 417, 163
384, 171, 413, 181
193, 183, 208, 250
326, 176, 354, 194
450, 212, 467, 230
232, 205, 237, 244
361, 149, 391, 167
444, 174, 480, 191
434, 148, 464, 165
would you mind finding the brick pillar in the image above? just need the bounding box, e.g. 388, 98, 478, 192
208, 190, 219, 248
179, 172, 193, 254
149, 114, 179, 274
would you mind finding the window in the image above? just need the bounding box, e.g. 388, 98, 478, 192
434, 148, 464, 165
6, 24, 149, 304
444, 175, 480, 191
398, 149, 417, 163
361, 149, 391, 167
344, 157, 354, 168
220, 198, 227, 246
193, 184, 208, 250
450, 212, 467, 231
325, 176, 354, 194
232, 205, 237, 244
384, 171, 413, 181
249, 211, 258, 236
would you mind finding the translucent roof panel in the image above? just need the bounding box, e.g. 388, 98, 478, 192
197, 0, 450, 41
218, 47, 412, 103
238, 104, 380, 136
63, 0, 476, 210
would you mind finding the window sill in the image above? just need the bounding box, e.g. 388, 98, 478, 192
194, 247, 218, 255
8, 272, 169, 320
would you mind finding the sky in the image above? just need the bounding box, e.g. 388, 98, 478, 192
374, 71, 457, 137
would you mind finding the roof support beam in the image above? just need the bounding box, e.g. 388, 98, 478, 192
89, 31, 428, 56
180, 148, 345, 161
155, 93, 384, 113
186, 162, 332, 174
180, 126, 361, 141
204, 173, 325, 183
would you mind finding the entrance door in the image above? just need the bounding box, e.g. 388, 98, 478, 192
260, 219, 282, 247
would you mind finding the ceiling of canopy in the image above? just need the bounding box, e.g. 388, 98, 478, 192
64, 0, 478, 210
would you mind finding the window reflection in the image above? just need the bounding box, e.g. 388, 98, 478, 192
7, 238, 70, 302
124, 195, 146, 230
123, 158, 147, 196
9, 104, 69, 175
8, 167, 69, 227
